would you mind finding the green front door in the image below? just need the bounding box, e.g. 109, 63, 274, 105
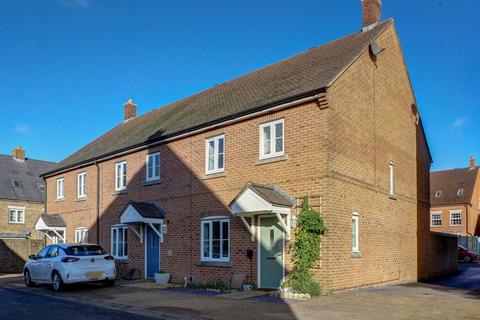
259, 216, 284, 288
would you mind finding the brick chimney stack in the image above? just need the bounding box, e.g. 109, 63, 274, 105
362, 0, 382, 30
12, 146, 25, 161
470, 156, 476, 169
124, 99, 137, 122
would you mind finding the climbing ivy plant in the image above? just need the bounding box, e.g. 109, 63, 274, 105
283, 196, 326, 296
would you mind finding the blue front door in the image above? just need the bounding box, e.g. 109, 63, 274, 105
146, 225, 160, 278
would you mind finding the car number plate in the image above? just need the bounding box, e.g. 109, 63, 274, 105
86, 272, 102, 280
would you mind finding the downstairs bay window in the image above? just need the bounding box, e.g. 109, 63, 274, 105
201, 217, 230, 262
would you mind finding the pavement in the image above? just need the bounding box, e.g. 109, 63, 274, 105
1, 263, 479, 320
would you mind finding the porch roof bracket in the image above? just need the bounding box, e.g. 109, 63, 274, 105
276, 213, 290, 240
52, 229, 66, 242
130, 225, 144, 244
42, 231, 54, 242
148, 222, 163, 243
239, 216, 255, 242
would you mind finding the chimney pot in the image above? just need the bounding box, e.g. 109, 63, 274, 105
124, 99, 137, 121
13, 146, 25, 161
470, 156, 476, 168
362, 0, 382, 30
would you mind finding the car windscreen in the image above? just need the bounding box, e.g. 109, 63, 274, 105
63, 245, 107, 256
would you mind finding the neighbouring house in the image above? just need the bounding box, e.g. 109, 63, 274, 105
0, 147, 55, 272
0, 147, 56, 240
430, 157, 480, 236
40, 0, 456, 293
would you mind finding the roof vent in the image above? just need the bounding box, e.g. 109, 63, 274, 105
457, 188, 464, 196
434, 190, 442, 198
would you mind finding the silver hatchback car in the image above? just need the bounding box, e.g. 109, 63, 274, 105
24, 243, 116, 291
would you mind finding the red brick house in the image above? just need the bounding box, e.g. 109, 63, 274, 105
40, 1, 456, 293
430, 157, 480, 236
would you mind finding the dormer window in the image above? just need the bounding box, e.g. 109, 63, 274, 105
457, 188, 464, 196
12, 180, 22, 188
434, 190, 442, 198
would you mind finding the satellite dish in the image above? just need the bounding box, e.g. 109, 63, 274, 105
370, 41, 384, 57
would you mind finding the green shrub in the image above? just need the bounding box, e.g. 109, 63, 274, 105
284, 196, 326, 296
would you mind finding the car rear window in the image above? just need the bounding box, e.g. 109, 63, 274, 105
64, 245, 107, 256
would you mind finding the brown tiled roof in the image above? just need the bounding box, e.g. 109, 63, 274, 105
430, 167, 479, 206
246, 182, 294, 207
129, 202, 165, 219
44, 20, 393, 176
39, 214, 67, 228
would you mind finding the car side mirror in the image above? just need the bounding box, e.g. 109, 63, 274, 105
29, 255, 36, 260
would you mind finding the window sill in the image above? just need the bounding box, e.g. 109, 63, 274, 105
76, 197, 87, 202
55, 199, 65, 203
113, 190, 127, 196
255, 154, 288, 166
196, 261, 231, 268
389, 194, 397, 200
114, 258, 129, 264
144, 179, 162, 186
8, 222, 25, 225
351, 251, 363, 259
202, 172, 227, 180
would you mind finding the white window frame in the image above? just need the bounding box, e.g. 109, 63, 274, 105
56, 178, 64, 200
200, 217, 230, 262
146, 152, 161, 182
8, 206, 25, 224
434, 190, 442, 198
74, 227, 88, 243
115, 161, 127, 191
111, 225, 128, 259
259, 119, 285, 159
205, 135, 225, 175
388, 161, 395, 196
431, 212, 442, 227
449, 210, 462, 226
77, 172, 86, 198
352, 213, 359, 252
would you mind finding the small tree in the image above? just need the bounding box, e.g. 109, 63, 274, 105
283, 196, 326, 296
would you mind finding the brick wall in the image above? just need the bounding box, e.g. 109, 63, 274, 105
0, 239, 44, 273
0, 199, 45, 239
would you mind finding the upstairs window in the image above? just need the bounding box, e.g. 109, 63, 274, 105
388, 161, 395, 196
352, 213, 359, 252
201, 217, 230, 262
115, 161, 127, 191
457, 188, 464, 197
56, 178, 64, 200
77, 172, 86, 198
434, 190, 442, 198
8, 207, 25, 224
146, 152, 160, 181
431, 212, 442, 227
260, 119, 284, 159
11, 180, 22, 188
205, 135, 225, 174
450, 210, 462, 226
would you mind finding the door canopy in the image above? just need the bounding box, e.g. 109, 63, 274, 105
120, 201, 166, 243
35, 214, 67, 242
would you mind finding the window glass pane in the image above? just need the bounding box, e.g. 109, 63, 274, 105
154, 154, 160, 177
263, 126, 271, 155
222, 221, 228, 240
212, 240, 220, 258
148, 165, 153, 179
112, 229, 117, 256
218, 138, 224, 154
352, 218, 357, 249
222, 240, 229, 258
9, 210, 15, 222
208, 141, 215, 171
19, 210, 24, 222
218, 154, 224, 170
203, 240, 210, 257
124, 229, 128, 256
212, 221, 220, 240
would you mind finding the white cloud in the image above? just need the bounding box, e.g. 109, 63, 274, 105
15, 123, 29, 134
451, 117, 468, 129
59, 0, 89, 8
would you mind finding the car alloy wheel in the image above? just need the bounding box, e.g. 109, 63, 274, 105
464, 256, 472, 263
52, 272, 62, 291
24, 270, 32, 287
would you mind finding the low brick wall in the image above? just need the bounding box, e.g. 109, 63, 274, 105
418, 234, 458, 280
0, 239, 44, 273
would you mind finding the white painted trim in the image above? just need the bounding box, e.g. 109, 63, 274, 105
74, 227, 88, 243
77, 172, 86, 199
146, 152, 161, 182
352, 214, 359, 253
239, 216, 255, 242
114, 161, 127, 191
200, 218, 230, 263
257, 214, 285, 289
259, 118, 285, 160
52, 229, 66, 243
130, 225, 144, 244
388, 161, 394, 196
205, 134, 225, 175
8, 206, 25, 224
449, 210, 463, 227
430, 211, 442, 228
275, 213, 290, 240
111, 225, 128, 259
56, 178, 64, 200
43, 93, 324, 178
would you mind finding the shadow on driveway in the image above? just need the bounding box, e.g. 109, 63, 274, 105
424, 262, 480, 299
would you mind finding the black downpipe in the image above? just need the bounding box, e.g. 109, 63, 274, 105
95, 160, 100, 244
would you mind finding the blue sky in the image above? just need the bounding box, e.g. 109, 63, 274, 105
0, 0, 478, 171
